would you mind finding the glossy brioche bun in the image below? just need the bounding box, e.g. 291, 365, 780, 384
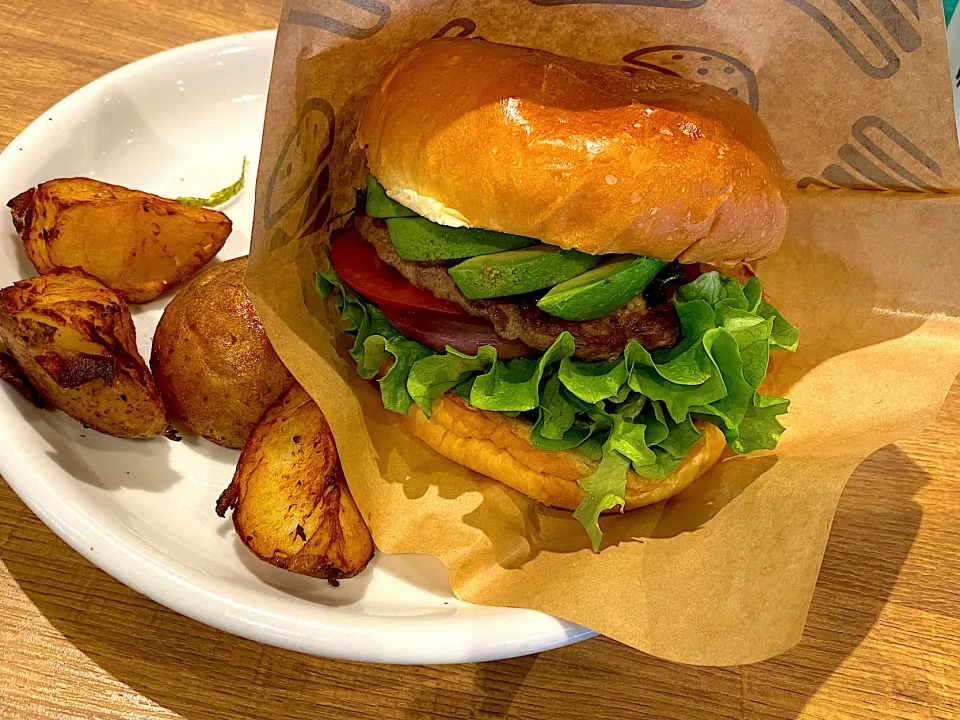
405, 394, 725, 511
358, 38, 788, 264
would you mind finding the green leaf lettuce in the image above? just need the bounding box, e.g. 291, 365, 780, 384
317, 266, 797, 551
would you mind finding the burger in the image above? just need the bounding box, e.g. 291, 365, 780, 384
316, 38, 798, 550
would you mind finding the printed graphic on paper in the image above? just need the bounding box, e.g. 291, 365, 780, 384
798, 115, 943, 191
287, 0, 391, 39
433, 18, 481, 39
623, 45, 759, 111
782, 0, 921, 79
264, 98, 336, 249
529, 0, 707, 7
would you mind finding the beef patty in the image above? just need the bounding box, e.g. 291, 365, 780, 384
357, 215, 679, 361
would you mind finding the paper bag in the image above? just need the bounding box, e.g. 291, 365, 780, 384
246, 0, 960, 665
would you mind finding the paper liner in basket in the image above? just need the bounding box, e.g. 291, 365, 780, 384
245, 0, 960, 665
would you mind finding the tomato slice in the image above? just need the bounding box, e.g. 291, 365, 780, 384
330, 229, 532, 359
329, 229, 465, 316
380, 305, 533, 360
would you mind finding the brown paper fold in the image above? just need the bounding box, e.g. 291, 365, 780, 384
246, 0, 960, 664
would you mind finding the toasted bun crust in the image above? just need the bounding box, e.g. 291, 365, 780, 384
405, 394, 725, 511
358, 38, 788, 264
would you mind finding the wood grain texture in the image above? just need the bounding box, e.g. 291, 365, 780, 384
1, 2, 959, 718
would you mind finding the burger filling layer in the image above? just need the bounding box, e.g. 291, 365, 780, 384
316, 176, 798, 549
357, 215, 682, 361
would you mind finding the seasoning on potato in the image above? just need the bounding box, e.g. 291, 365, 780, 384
216, 384, 375, 583
0, 268, 175, 439
150, 256, 294, 449
8, 177, 232, 303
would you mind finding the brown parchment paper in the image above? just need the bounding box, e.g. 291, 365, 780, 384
245, 0, 960, 665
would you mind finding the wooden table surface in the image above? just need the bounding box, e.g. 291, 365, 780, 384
2, 2, 960, 719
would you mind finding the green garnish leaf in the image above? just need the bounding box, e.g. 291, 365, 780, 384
318, 266, 432, 414
639, 400, 670, 446
369, 334, 435, 414
758, 299, 800, 352
573, 450, 632, 552
470, 332, 575, 412
690, 328, 755, 432
407, 345, 497, 416
538, 375, 579, 440
607, 415, 656, 468
629, 448, 684, 482
454, 376, 476, 400
178, 157, 247, 208
729, 393, 791, 453
558, 357, 628, 403
626, 339, 727, 423
716, 307, 773, 388
674, 270, 748, 309
315, 271, 334, 298
743, 276, 763, 312
657, 414, 704, 460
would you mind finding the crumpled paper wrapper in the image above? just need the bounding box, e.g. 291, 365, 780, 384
246, 0, 960, 665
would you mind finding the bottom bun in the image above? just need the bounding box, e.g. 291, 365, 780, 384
405, 394, 725, 511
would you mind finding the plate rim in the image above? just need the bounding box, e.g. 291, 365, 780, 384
0, 29, 596, 664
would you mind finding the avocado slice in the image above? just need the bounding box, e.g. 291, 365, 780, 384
449, 246, 602, 299
366, 175, 537, 259
537, 255, 668, 320
365, 175, 417, 218
386, 217, 538, 261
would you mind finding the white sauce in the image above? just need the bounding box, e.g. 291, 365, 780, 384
386, 187, 470, 227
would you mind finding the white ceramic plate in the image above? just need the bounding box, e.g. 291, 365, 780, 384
0, 31, 593, 664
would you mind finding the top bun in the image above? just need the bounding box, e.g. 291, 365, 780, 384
357, 39, 788, 263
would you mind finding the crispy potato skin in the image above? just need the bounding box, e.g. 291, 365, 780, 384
150, 257, 294, 448
8, 178, 232, 303
0, 268, 174, 438
216, 384, 374, 582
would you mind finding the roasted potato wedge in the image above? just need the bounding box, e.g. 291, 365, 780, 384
0, 268, 175, 438
216, 384, 374, 582
150, 256, 294, 448
8, 178, 232, 303
0, 341, 45, 407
